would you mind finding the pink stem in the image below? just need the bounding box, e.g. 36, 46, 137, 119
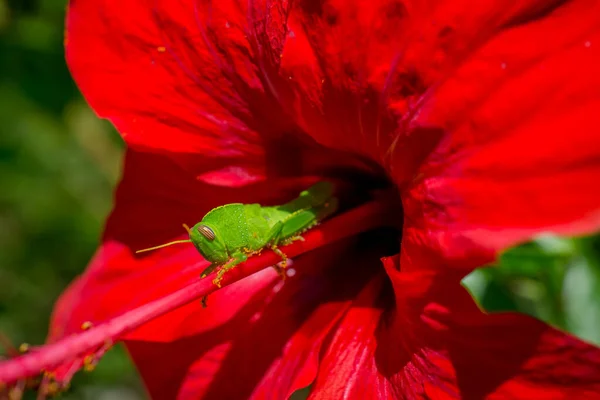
0, 199, 393, 384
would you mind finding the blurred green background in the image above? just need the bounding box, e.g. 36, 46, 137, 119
0, 0, 597, 399
0, 0, 142, 398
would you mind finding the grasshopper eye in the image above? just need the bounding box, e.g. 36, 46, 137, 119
197, 225, 216, 241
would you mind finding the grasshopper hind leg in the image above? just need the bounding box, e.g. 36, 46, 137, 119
269, 197, 339, 278
269, 244, 289, 280
280, 235, 306, 246
298, 181, 334, 207
278, 197, 339, 241
270, 244, 288, 265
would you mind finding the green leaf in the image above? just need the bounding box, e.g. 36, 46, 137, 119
463, 233, 600, 347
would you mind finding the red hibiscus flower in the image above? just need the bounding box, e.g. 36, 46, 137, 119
2, 0, 600, 398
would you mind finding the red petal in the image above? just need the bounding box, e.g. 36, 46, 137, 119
309, 256, 600, 399
122, 242, 381, 400
396, 0, 600, 256
66, 0, 377, 186
385, 256, 600, 398
308, 273, 395, 399
68, 0, 600, 199
66, 0, 267, 157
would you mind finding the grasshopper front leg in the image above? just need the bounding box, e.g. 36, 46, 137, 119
200, 263, 218, 278
212, 252, 248, 288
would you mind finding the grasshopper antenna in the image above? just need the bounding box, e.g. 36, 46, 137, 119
135, 223, 194, 254
135, 240, 192, 254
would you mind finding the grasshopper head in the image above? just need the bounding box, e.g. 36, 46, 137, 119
189, 221, 229, 264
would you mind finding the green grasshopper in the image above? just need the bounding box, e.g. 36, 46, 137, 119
137, 181, 338, 286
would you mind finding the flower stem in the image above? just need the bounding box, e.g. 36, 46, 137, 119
0, 198, 394, 385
